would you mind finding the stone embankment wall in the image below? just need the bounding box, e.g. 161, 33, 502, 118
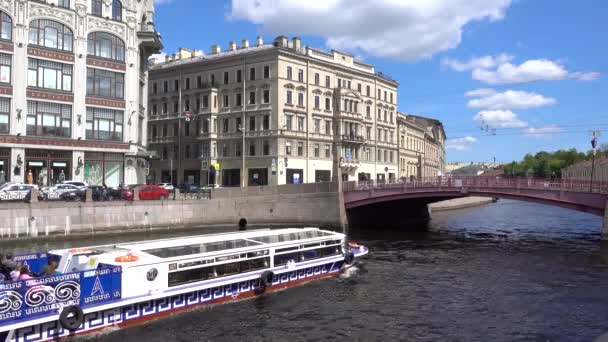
0, 183, 346, 241
429, 197, 496, 212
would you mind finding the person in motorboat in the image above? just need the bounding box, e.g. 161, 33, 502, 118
9, 265, 20, 282
18, 265, 33, 280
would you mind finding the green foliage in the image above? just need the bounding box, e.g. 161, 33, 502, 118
503, 148, 588, 178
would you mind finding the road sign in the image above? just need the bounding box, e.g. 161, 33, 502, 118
201, 160, 209, 171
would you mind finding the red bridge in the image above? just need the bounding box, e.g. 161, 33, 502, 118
342, 177, 608, 238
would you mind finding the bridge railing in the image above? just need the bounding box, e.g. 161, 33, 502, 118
343, 177, 608, 194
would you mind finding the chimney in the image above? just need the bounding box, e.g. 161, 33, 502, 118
229, 41, 237, 51
211, 44, 221, 54
256, 36, 264, 46
292, 37, 301, 51
274, 35, 288, 48
241, 39, 250, 49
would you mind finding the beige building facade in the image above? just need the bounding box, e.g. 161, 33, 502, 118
0, 0, 161, 188
147, 36, 399, 186
397, 113, 446, 180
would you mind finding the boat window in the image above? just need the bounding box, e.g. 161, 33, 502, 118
276, 246, 299, 253
143, 239, 261, 258
168, 257, 270, 287
274, 252, 301, 266
250, 230, 332, 244
274, 246, 342, 266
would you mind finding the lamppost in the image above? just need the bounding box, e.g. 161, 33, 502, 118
590, 131, 599, 192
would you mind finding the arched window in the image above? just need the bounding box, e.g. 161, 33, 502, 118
112, 0, 122, 21
0, 11, 11, 41
87, 32, 125, 61
28, 19, 73, 51
91, 0, 102, 17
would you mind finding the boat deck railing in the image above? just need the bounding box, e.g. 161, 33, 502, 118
0, 253, 122, 328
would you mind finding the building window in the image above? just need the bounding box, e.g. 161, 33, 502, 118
314, 143, 319, 157
0, 97, 8, 134
249, 91, 256, 105
314, 96, 320, 109
223, 95, 229, 108
263, 65, 270, 79
163, 81, 168, 92
235, 143, 241, 157
0, 11, 11, 41
223, 118, 228, 133
285, 142, 291, 155
297, 142, 303, 156
384, 91, 388, 101
27, 101, 71, 137
162, 102, 167, 113
297, 116, 304, 132
91, 0, 103, 16
203, 95, 209, 108
249, 142, 255, 156
174, 79, 179, 91
263, 140, 270, 156
377, 149, 382, 162
28, 58, 72, 92
314, 73, 319, 85
286, 90, 293, 105
235, 93, 242, 106
325, 98, 330, 111
284, 114, 293, 131
366, 127, 371, 140
197, 75, 202, 88
86, 107, 123, 141
185, 78, 190, 89
390, 93, 394, 103
184, 99, 190, 111
325, 76, 330, 88
152, 104, 157, 115
287, 66, 292, 80
263, 115, 269, 130
314, 118, 320, 133
0, 53, 10, 84
223, 71, 229, 84
249, 67, 256, 80
112, 0, 122, 21
366, 85, 370, 97
29, 19, 73, 51
357, 83, 362, 93
196, 98, 200, 111
87, 32, 125, 61
325, 120, 331, 135
298, 69, 304, 82
86, 68, 124, 98
58, 0, 70, 8
263, 89, 270, 104
152, 83, 157, 94
325, 144, 330, 158
297, 93, 304, 106
236, 70, 242, 83
249, 116, 255, 131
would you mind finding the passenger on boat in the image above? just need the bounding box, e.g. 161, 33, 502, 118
1, 253, 17, 270
9, 265, 20, 282
0, 253, 12, 279
42, 261, 62, 276
18, 265, 33, 280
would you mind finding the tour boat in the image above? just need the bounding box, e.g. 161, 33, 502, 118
0, 228, 368, 342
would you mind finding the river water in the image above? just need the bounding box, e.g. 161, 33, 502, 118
8, 200, 608, 341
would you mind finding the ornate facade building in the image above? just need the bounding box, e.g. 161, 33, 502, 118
0, 0, 161, 188
397, 113, 446, 180
147, 36, 399, 186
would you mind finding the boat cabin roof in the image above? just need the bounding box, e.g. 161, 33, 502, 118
49, 228, 344, 267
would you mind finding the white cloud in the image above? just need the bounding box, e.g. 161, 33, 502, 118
443, 54, 513, 72
474, 110, 527, 128
524, 125, 562, 139
446, 136, 477, 151
465, 88, 496, 97
472, 59, 600, 84
467, 90, 556, 110
229, 0, 513, 61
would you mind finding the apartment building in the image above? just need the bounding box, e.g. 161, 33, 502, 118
397, 113, 446, 180
147, 36, 399, 186
0, 0, 161, 188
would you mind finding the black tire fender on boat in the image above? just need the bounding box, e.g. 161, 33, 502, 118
260, 270, 274, 288
344, 251, 355, 265
59, 305, 84, 331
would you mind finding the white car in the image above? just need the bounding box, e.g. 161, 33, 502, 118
61, 180, 87, 189
41, 184, 82, 200
159, 183, 174, 191
0, 184, 36, 201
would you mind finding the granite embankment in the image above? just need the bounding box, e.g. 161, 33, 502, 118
0, 183, 347, 241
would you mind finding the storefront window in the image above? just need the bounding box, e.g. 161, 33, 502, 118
24, 149, 71, 187
84, 152, 124, 188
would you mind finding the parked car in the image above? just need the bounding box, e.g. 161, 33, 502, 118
61, 180, 87, 189
176, 183, 200, 193
159, 183, 175, 191
59, 187, 86, 201
88, 186, 122, 201
137, 185, 170, 200
0, 184, 36, 201
40, 184, 83, 200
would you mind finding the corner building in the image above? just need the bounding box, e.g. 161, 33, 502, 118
147, 36, 399, 186
397, 113, 446, 179
0, 0, 161, 188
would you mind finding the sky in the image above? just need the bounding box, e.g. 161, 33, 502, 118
152, 0, 607, 164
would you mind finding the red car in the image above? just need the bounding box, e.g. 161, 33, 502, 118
137, 185, 170, 200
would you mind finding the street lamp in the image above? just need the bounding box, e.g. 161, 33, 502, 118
590, 131, 599, 192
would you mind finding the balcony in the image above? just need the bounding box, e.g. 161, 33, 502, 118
341, 134, 366, 144
138, 22, 163, 52
340, 157, 361, 170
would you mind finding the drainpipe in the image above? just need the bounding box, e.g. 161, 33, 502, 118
305, 58, 310, 183
241, 56, 246, 188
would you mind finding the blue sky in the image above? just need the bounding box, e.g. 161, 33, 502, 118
152, 0, 607, 163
